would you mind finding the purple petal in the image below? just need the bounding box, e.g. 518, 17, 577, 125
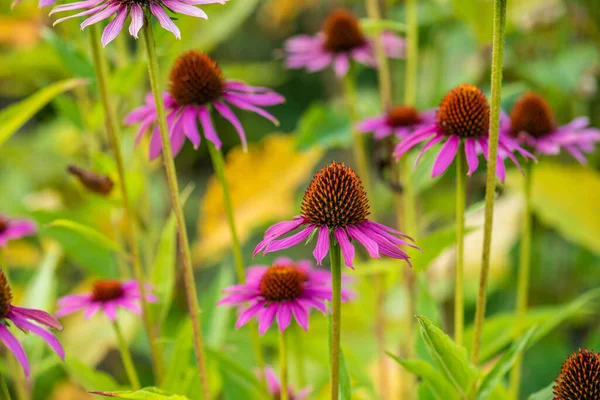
334, 228, 355, 269
150, 3, 181, 39
10, 314, 65, 360
333, 54, 350, 77
162, 0, 207, 18
101, 5, 127, 46
235, 302, 265, 329
83, 303, 101, 319
224, 94, 280, 126
414, 134, 444, 169
10, 306, 62, 330
264, 225, 315, 254
128, 4, 144, 38
214, 101, 247, 151
5, 220, 37, 240
265, 366, 281, 394
393, 126, 438, 159
431, 135, 460, 177
258, 303, 278, 336
464, 138, 479, 175
103, 302, 118, 321
0, 325, 29, 377
346, 225, 379, 258
290, 300, 308, 331
50, 0, 102, 14
312, 226, 330, 266
198, 106, 222, 149
276, 304, 292, 332
81, 3, 121, 29
181, 106, 201, 148
217, 292, 260, 306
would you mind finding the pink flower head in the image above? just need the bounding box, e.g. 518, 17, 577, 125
0, 268, 64, 377
125, 51, 285, 160
12, 0, 55, 8
218, 257, 352, 335
254, 162, 419, 269
357, 105, 436, 140
504, 91, 600, 163
284, 8, 405, 78
50, 0, 226, 47
0, 214, 37, 248
55, 279, 157, 321
393, 84, 536, 183
263, 366, 312, 400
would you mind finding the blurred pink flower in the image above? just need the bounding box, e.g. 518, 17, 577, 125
357, 105, 436, 140
0, 214, 36, 248
263, 366, 312, 400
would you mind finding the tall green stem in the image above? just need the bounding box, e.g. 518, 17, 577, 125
330, 241, 342, 400
471, 0, 508, 366
279, 330, 289, 400
509, 161, 533, 398
454, 142, 466, 346
365, 0, 392, 110
89, 25, 164, 381
141, 21, 211, 400
404, 0, 418, 107
0, 369, 13, 400
293, 325, 306, 386
112, 320, 141, 389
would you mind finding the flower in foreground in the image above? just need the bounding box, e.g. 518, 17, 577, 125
284, 8, 405, 77
218, 257, 352, 335
0, 268, 64, 376
0, 214, 37, 248
254, 162, 418, 269
357, 105, 435, 140
553, 349, 600, 399
263, 366, 312, 400
506, 91, 600, 163
394, 84, 535, 182
50, 0, 225, 46
126, 51, 285, 159
56, 280, 157, 321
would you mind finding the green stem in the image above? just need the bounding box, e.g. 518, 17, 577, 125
509, 161, 533, 399
454, 142, 466, 347
365, 0, 392, 110
471, 0, 508, 366
89, 25, 164, 381
141, 21, 212, 400
112, 320, 141, 389
404, 0, 418, 107
293, 325, 306, 387
0, 369, 13, 400
330, 241, 342, 400
279, 330, 288, 400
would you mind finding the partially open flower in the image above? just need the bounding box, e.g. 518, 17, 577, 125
126, 51, 285, 160
357, 105, 436, 140
67, 165, 114, 196
0, 214, 37, 248
0, 268, 64, 377
50, 0, 226, 46
553, 349, 600, 399
254, 162, 418, 269
284, 9, 405, 77
263, 366, 312, 400
56, 280, 157, 321
394, 84, 536, 182
505, 92, 600, 163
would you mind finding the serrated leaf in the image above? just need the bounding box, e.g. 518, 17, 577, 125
45, 219, 126, 255
387, 355, 459, 400
91, 387, 189, 399
527, 383, 554, 400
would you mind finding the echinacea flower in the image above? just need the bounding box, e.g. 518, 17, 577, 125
56, 280, 157, 321
0, 214, 36, 247
553, 349, 600, 399
50, 0, 225, 46
126, 51, 285, 159
254, 162, 418, 269
218, 257, 352, 335
394, 84, 536, 182
284, 8, 405, 77
0, 268, 64, 377
12, 0, 55, 8
357, 105, 435, 140
263, 366, 312, 400
506, 92, 600, 163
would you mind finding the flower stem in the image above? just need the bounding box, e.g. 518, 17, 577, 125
89, 24, 164, 381
112, 320, 141, 390
509, 160, 533, 398
404, 0, 419, 108
455, 142, 466, 347
470, 0, 508, 366
293, 324, 306, 386
0, 369, 13, 400
279, 330, 289, 400
141, 21, 212, 400
330, 240, 342, 400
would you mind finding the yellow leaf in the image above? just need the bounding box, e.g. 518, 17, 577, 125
193, 134, 322, 262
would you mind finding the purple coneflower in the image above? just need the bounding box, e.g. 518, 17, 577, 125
218, 257, 351, 335
56, 280, 157, 321
553, 349, 600, 399
357, 105, 435, 140
125, 51, 285, 159
254, 162, 418, 269
0, 269, 64, 376
263, 366, 312, 400
393, 84, 535, 182
284, 9, 405, 77
506, 92, 600, 163
0, 215, 36, 248
50, 0, 225, 46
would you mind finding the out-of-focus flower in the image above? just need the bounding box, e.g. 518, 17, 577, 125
67, 165, 114, 196
553, 349, 600, 399
0, 268, 64, 376
12, 0, 55, 8
218, 257, 352, 335
284, 9, 405, 77
0, 214, 36, 247
505, 92, 600, 164
50, 0, 226, 46
254, 162, 418, 269
126, 51, 285, 160
394, 84, 535, 182
357, 105, 435, 140
56, 280, 157, 321
263, 366, 312, 400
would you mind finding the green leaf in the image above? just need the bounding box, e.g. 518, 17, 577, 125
410, 226, 467, 272
527, 383, 554, 400
162, 322, 194, 395
43, 29, 95, 82
23, 243, 62, 310
0, 78, 87, 148
477, 328, 536, 400
45, 219, 126, 255
296, 102, 352, 151
90, 387, 188, 399
416, 316, 478, 396
64, 356, 121, 392
206, 349, 271, 399
387, 355, 459, 400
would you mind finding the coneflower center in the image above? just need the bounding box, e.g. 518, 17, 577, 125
322, 9, 367, 53
437, 84, 490, 138
0, 269, 13, 318
301, 162, 370, 228
510, 92, 556, 138
92, 280, 125, 303
169, 51, 225, 106
553, 349, 600, 400
387, 105, 421, 127
259, 266, 306, 302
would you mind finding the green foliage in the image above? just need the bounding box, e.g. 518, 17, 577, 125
527, 383, 554, 400
387, 355, 459, 400
91, 387, 189, 399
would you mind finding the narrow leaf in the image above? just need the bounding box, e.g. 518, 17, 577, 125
45, 219, 126, 255
387, 354, 459, 400
64, 356, 121, 392
90, 387, 188, 399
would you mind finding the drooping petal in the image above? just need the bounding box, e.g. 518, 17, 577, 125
10, 306, 62, 330
224, 94, 280, 126
101, 5, 128, 46
346, 225, 379, 258
264, 225, 315, 254
10, 314, 65, 360
393, 126, 438, 159
235, 301, 265, 329
197, 106, 222, 149
264, 366, 281, 395
181, 106, 201, 148
81, 3, 121, 29
312, 226, 330, 266
162, 0, 208, 18
83, 302, 101, 319
414, 134, 444, 169
464, 138, 479, 175
150, 3, 181, 39
290, 300, 308, 331
276, 304, 292, 332
213, 101, 247, 151
128, 4, 144, 38
333, 54, 350, 77
5, 220, 37, 240
258, 303, 278, 336
431, 135, 460, 177
334, 228, 355, 269
50, 0, 102, 14
0, 325, 29, 376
